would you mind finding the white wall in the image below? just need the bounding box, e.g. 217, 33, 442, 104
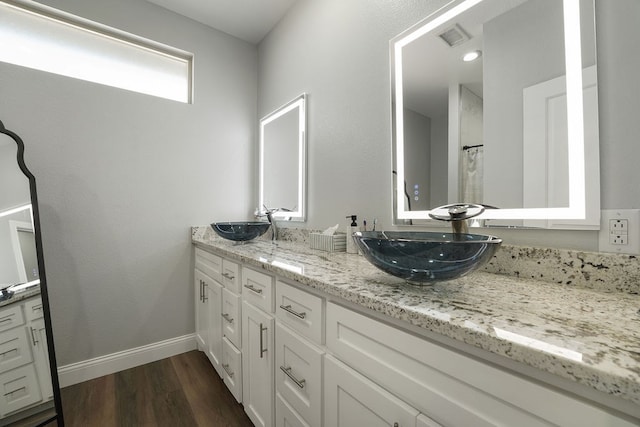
258, 0, 640, 251
258, 0, 445, 231
0, 0, 257, 366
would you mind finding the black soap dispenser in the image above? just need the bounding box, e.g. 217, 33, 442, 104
346, 215, 358, 254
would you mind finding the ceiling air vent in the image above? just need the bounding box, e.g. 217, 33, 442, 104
438, 24, 470, 47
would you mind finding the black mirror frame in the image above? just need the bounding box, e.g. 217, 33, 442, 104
0, 119, 64, 426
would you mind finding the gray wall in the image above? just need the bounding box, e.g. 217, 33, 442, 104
0, 0, 257, 365
258, 0, 445, 231
259, 0, 640, 250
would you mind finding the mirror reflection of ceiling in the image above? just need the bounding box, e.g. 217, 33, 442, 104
394, 0, 599, 228
402, 0, 524, 119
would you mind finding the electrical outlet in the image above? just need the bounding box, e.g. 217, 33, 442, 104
599, 209, 640, 254
610, 233, 627, 245
610, 219, 628, 232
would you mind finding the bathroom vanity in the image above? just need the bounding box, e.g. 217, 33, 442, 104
0, 289, 53, 420
192, 226, 640, 427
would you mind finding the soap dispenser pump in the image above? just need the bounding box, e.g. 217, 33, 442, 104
346, 215, 358, 254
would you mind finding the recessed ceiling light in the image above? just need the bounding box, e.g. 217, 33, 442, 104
463, 50, 482, 62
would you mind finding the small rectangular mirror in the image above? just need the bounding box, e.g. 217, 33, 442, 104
259, 93, 307, 221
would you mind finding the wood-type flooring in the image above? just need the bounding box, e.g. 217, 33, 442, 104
44, 350, 253, 427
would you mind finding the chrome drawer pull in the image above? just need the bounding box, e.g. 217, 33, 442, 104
222, 363, 234, 378
244, 284, 263, 294
259, 323, 267, 358
4, 386, 26, 397
30, 327, 38, 346
280, 366, 306, 389
222, 313, 234, 323
222, 272, 235, 280
202, 282, 208, 302
279, 304, 306, 319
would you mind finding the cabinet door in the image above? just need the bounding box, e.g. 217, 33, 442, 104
206, 278, 224, 378
324, 355, 419, 427
30, 318, 53, 401
242, 301, 274, 427
194, 269, 208, 350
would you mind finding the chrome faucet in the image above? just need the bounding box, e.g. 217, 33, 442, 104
429, 203, 485, 238
256, 205, 279, 241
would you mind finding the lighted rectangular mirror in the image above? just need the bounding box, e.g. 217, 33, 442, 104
392, 0, 600, 229
259, 93, 307, 221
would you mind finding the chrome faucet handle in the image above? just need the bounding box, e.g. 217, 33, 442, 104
428, 203, 485, 222
429, 203, 485, 237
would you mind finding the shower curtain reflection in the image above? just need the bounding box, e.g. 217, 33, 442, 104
459, 84, 484, 205
461, 145, 484, 204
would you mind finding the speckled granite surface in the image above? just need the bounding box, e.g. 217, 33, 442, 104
193, 225, 640, 407
0, 285, 41, 308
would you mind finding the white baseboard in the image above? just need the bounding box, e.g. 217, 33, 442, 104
57, 334, 197, 387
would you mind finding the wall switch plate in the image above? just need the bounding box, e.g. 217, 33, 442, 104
598, 209, 640, 254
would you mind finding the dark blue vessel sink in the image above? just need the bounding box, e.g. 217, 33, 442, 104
211, 222, 271, 242
353, 231, 502, 282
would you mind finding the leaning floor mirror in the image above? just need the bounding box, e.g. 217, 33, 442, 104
0, 120, 63, 425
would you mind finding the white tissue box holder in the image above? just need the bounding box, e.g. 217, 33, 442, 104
309, 232, 347, 252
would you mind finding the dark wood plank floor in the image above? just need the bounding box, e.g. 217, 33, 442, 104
56, 350, 253, 427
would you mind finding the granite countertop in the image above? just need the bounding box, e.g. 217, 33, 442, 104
0, 284, 41, 308
192, 227, 640, 408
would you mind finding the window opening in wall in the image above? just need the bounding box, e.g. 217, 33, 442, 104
0, 0, 193, 103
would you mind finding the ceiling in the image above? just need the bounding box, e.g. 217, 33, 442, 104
146, 0, 299, 44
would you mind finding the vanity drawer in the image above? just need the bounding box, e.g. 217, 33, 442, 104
0, 364, 42, 416
221, 337, 242, 403
276, 392, 310, 427
195, 248, 222, 283
276, 280, 323, 345
0, 306, 25, 333
221, 259, 241, 293
24, 297, 44, 322
0, 327, 33, 374
241, 267, 273, 313
276, 322, 323, 427
221, 288, 241, 348
326, 303, 632, 427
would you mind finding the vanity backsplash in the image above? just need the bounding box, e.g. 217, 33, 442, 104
192, 225, 640, 295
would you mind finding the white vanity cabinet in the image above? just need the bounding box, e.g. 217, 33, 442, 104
0, 296, 51, 417
274, 280, 324, 427
220, 258, 243, 402
194, 249, 224, 377
24, 298, 53, 401
324, 354, 422, 427
242, 298, 275, 427
325, 302, 637, 427
275, 322, 323, 427
193, 244, 637, 427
